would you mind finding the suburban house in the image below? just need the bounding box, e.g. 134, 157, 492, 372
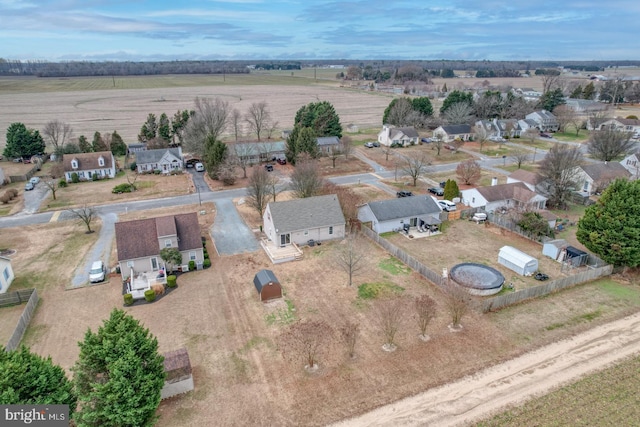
476, 119, 522, 138
525, 110, 559, 132
0, 256, 15, 293
574, 163, 631, 195
316, 136, 341, 154
136, 148, 184, 174
231, 141, 286, 164
460, 182, 548, 212
263, 194, 345, 247
377, 125, 420, 146
621, 152, 640, 178
475, 120, 498, 138
115, 212, 204, 281
564, 98, 607, 115
507, 169, 542, 192
127, 143, 147, 155
514, 87, 542, 101
597, 117, 640, 134
358, 196, 442, 234
433, 124, 474, 142
63, 151, 116, 182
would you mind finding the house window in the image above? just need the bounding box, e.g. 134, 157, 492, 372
127, 261, 134, 267
3, 267, 8, 281
189, 251, 196, 260
472, 197, 476, 203
151, 257, 158, 271
329, 226, 333, 235
165, 239, 172, 248
98, 156, 105, 167
71, 159, 78, 169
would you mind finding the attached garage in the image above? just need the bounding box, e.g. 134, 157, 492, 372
253, 269, 282, 302
498, 246, 539, 276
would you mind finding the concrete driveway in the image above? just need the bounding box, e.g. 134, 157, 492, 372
210, 198, 259, 255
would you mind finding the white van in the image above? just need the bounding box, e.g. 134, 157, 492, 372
89, 261, 105, 283
471, 212, 487, 223
438, 200, 457, 212
195, 162, 205, 172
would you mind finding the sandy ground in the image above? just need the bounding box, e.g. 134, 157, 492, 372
335, 311, 640, 427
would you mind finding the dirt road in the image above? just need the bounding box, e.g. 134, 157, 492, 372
334, 312, 640, 427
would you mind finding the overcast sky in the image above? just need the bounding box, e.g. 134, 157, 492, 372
1, 0, 639, 61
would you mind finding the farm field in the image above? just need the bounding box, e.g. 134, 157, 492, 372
2, 206, 640, 426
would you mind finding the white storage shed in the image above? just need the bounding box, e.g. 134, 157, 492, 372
498, 246, 539, 276
542, 239, 568, 261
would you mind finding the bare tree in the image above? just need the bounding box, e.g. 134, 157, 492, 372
444, 285, 470, 331
386, 98, 415, 127
267, 173, 280, 202
266, 120, 279, 140
537, 144, 584, 209
522, 127, 540, 144
290, 159, 325, 198
443, 102, 474, 125
183, 97, 230, 157
510, 149, 530, 169
246, 165, 271, 217
339, 321, 360, 359
415, 295, 436, 341
327, 144, 342, 168
230, 142, 256, 178
402, 153, 431, 186
541, 72, 562, 94
333, 235, 367, 287
587, 129, 636, 162
279, 320, 334, 370
126, 172, 139, 191
381, 144, 393, 162
43, 178, 59, 200
230, 108, 243, 141
553, 104, 575, 133
587, 109, 612, 131
456, 159, 481, 185
320, 182, 364, 231
340, 136, 353, 159
475, 125, 490, 152
67, 205, 97, 233
42, 120, 73, 155
432, 134, 445, 156
245, 101, 272, 141
375, 297, 407, 351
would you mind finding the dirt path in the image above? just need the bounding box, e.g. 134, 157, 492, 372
334, 312, 640, 427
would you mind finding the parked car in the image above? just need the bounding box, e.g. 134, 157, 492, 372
194, 162, 205, 172
534, 272, 549, 281
420, 137, 432, 143
428, 187, 444, 196
29, 176, 40, 185
396, 190, 413, 198
364, 141, 379, 148
265, 164, 274, 172
89, 260, 106, 283
438, 200, 457, 212
439, 181, 446, 188
539, 132, 552, 138
24, 182, 34, 191
470, 212, 488, 223
488, 136, 506, 142
276, 158, 287, 165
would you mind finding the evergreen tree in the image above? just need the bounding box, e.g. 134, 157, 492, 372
440, 90, 473, 114
293, 101, 342, 138
569, 85, 583, 99
110, 131, 127, 156
158, 113, 171, 142
285, 127, 300, 164
72, 309, 165, 427
411, 97, 434, 117
443, 179, 460, 201
92, 131, 107, 152
538, 88, 566, 112
296, 127, 319, 159
576, 179, 640, 267
78, 135, 92, 153
138, 113, 158, 143
583, 82, 596, 100
382, 99, 399, 125
0, 346, 76, 413
204, 135, 227, 179
3, 122, 46, 159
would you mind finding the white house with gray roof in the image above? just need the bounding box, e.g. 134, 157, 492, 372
263, 194, 345, 247
316, 136, 341, 154
525, 110, 559, 132
358, 196, 442, 234
136, 148, 183, 174
377, 125, 420, 146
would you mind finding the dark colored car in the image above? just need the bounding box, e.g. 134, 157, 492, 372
421, 137, 432, 143
364, 141, 380, 148
276, 158, 286, 165
396, 190, 414, 198
539, 132, 552, 138
534, 272, 549, 281
439, 181, 446, 188
428, 187, 444, 196
264, 164, 274, 172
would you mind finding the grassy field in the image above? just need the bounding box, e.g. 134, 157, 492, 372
475, 353, 640, 426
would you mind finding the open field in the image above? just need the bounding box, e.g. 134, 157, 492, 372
0, 75, 394, 149
2, 209, 640, 425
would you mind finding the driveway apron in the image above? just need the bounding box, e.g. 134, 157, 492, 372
211, 198, 259, 255
70, 212, 117, 288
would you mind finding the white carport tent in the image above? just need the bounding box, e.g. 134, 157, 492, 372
498, 246, 538, 276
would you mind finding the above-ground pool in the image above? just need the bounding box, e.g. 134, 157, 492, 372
450, 263, 505, 296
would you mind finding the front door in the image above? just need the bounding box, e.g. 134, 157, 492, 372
280, 234, 291, 247
151, 257, 158, 271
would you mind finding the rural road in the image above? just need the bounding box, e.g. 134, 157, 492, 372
334, 311, 640, 427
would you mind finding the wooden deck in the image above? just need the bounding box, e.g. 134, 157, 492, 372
260, 239, 303, 264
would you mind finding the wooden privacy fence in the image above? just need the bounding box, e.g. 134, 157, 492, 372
4, 288, 39, 351
476, 264, 613, 313
0, 288, 35, 307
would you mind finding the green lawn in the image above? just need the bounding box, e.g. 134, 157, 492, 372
553, 130, 590, 143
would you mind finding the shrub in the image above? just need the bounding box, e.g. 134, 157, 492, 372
71, 172, 80, 183
8, 188, 18, 198
144, 289, 156, 302
112, 183, 133, 194
167, 275, 177, 288
58, 179, 68, 188
153, 169, 162, 175
203, 259, 211, 268
188, 260, 196, 271
91, 174, 99, 181
204, 252, 210, 260
0, 194, 11, 204
123, 293, 134, 306
130, 162, 137, 171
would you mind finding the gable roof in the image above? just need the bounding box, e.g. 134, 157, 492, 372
316, 136, 340, 146
508, 169, 541, 185
115, 212, 201, 261
268, 194, 345, 234
365, 196, 441, 222
441, 124, 472, 135
63, 151, 113, 172
609, 117, 640, 126
580, 163, 630, 181
476, 182, 544, 203
254, 269, 279, 292
390, 127, 419, 139
136, 148, 182, 164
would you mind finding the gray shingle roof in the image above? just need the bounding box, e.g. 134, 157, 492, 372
136, 148, 182, 164
476, 182, 542, 203
316, 136, 340, 146
390, 127, 419, 139
441, 125, 472, 135
63, 151, 113, 172
581, 163, 630, 181
268, 194, 345, 234
365, 196, 441, 222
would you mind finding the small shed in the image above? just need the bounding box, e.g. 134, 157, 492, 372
161, 347, 194, 400
563, 246, 589, 267
253, 269, 282, 302
542, 239, 568, 261
498, 246, 539, 276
